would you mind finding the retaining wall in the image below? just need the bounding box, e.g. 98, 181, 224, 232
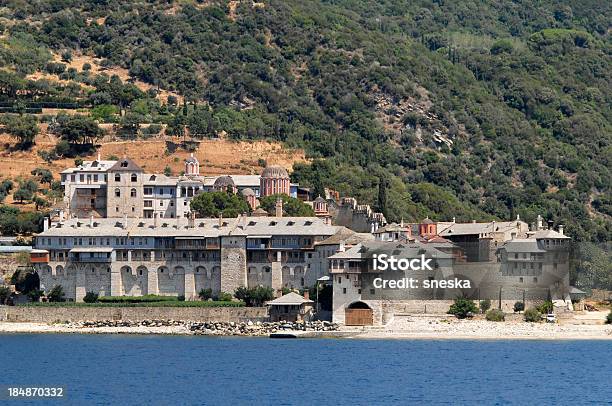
0, 306, 268, 323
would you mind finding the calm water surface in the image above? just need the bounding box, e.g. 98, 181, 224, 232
0, 334, 610, 405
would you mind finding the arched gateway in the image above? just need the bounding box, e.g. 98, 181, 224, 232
345, 301, 373, 326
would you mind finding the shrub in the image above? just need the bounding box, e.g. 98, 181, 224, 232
479, 299, 491, 314
606, 310, 612, 325
47, 285, 65, 302
98, 295, 178, 303
234, 286, 274, 307
28, 289, 43, 302
0, 286, 10, 304
177, 294, 185, 301
524, 308, 541, 322
537, 301, 553, 314
83, 291, 99, 303
486, 309, 505, 321
448, 297, 478, 319
198, 288, 213, 301
513, 301, 525, 312
216, 291, 233, 302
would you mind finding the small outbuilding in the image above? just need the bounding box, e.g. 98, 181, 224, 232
266, 292, 314, 322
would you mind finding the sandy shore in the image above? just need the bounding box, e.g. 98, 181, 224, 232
2, 316, 611, 340
344, 315, 612, 340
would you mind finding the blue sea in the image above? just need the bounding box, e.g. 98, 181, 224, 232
0, 334, 610, 405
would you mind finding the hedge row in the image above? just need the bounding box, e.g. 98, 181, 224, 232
97, 295, 179, 303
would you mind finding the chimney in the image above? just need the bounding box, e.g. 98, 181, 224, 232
492, 220, 496, 231
536, 214, 542, 230
43, 217, 50, 232
59, 210, 65, 222
303, 290, 309, 301
97, 152, 101, 162
153, 212, 158, 228
188, 211, 195, 228
452, 217, 456, 223
472, 219, 476, 224
558, 225, 564, 235
123, 214, 128, 229
218, 213, 223, 227
338, 242, 345, 252
516, 214, 520, 221
89, 215, 94, 228
275, 197, 283, 218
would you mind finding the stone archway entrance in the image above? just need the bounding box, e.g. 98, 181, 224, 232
345, 301, 373, 326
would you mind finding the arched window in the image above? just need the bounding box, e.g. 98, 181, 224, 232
114, 174, 120, 182
130, 188, 137, 198
131, 173, 137, 182
115, 188, 120, 197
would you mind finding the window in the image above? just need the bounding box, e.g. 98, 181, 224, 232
144, 187, 153, 195
115, 188, 120, 197
131, 173, 137, 182
144, 200, 152, 208
94, 174, 98, 182
533, 277, 538, 283
342, 288, 346, 294
130, 188, 137, 198
79, 174, 84, 182
160, 201, 164, 206
115, 206, 119, 212
519, 277, 523, 283
115, 174, 121, 182
337, 277, 341, 284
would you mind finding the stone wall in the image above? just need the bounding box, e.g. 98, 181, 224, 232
0, 306, 268, 323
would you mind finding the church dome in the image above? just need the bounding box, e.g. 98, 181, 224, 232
241, 188, 255, 196
261, 165, 289, 179
214, 176, 235, 187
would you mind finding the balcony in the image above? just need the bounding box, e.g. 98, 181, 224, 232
69, 255, 112, 263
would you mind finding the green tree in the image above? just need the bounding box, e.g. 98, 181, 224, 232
479, 299, 491, 314
2, 115, 39, 149
13, 187, 33, 203
58, 115, 103, 146
377, 176, 388, 218
259, 194, 314, 217
31, 168, 53, 185
47, 285, 65, 302
190, 191, 250, 218
513, 301, 525, 312
448, 297, 478, 319
198, 288, 213, 301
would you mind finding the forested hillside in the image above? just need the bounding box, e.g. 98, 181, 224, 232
0, 0, 610, 246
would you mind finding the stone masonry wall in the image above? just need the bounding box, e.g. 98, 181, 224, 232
0, 306, 268, 323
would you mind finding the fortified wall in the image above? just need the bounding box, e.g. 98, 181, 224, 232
333, 197, 385, 233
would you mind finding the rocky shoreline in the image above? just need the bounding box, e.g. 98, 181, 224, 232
61, 319, 340, 336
